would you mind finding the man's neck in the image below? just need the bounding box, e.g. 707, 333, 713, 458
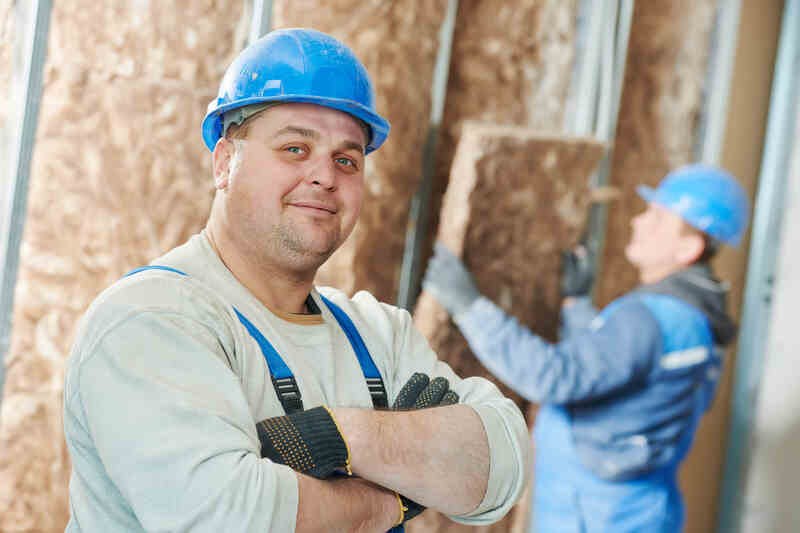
204, 226, 314, 315
638, 263, 688, 285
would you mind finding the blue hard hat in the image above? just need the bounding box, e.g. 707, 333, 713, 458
202, 28, 389, 154
636, 164, 750, 246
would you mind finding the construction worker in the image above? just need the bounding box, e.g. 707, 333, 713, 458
62, 29, 530, 532
422, 165, 749, 532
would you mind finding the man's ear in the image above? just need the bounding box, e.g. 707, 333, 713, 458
212, 137, 234, 190
677, 232, 705, 265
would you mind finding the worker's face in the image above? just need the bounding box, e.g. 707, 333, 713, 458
625, 202, 703, 272
212, 103, 367, 272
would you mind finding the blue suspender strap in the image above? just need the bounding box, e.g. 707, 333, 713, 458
125, 265, 188, 277
123, 265, 304, 414
232, 308, 303, 414
124, 268, 386, 412
125, 267, 397, 530
320, 295, 389, 408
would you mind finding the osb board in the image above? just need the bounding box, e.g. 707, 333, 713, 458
0, 2, 244, 531
410, 122, 605, 533
594, 0, 717, 306
272, 1, 449, 302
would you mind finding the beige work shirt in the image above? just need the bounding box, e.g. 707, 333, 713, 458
63, 233, 530, 532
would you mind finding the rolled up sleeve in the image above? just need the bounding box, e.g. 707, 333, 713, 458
388, 302, 532, 524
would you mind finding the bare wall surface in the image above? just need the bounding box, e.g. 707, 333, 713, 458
411, 123, 604, 533
0, 2, 243, 531
740, 80, 800, 533
272, 0, 448, 303
681, 2, 783, 532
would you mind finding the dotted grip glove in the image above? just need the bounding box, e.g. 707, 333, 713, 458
256, 405, 350, 479
391, 373, 460, 523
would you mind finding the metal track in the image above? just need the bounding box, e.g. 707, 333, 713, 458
0, 0, 53, 417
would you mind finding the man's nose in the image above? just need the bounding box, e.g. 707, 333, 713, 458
307, 159, 337, 190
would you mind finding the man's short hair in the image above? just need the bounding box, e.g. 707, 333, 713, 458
222, 103, 371, 148
683, 222, 721, 264
697, 233, 721, 264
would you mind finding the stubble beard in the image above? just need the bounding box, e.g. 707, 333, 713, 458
266, 218, 342, 274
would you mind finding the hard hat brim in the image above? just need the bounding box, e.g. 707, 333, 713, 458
202, 96, 390, 154
635, 184, 658, 204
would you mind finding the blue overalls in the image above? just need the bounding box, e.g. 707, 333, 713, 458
127, 266, 404, 532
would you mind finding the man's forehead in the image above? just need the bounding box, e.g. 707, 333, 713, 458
259, 103, 367, 143
648, 202, 688, 227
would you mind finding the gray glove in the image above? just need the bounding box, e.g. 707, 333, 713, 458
422, 242, 481, 316
560, 239, 596, 298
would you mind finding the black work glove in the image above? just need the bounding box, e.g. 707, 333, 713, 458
257, 406, 350, 479
560, 239, 596, 298
392, 372, 460, 410
390, 373, 460, 523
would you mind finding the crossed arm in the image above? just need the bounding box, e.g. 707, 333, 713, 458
70, 307, 527, 532
292, 404, 489, 532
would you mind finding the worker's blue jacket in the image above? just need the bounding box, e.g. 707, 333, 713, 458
453, 264, 736, 532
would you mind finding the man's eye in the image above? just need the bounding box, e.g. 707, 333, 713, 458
286, 146, 305, 154
335, 157, 357, 168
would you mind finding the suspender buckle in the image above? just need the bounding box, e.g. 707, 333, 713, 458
272, 375, 303, 414
366, 377, 388, 408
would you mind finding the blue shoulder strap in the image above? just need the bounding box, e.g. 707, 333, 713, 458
320, 295, 388, 408
124, 266, 388, 412
126, 265, 188, 277
127, 267, 397, 531
232, 307, 303, 414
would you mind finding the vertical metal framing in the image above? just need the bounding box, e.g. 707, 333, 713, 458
248, 0, 273, 45
571, 0, 607, 137
0, 0, 53, 415
396, 0, 459, 310
696, 0, 743, 165
716, 0, 799, 531
574, 0, 633, 283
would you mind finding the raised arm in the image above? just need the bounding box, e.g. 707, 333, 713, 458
422, 240, 662, 404
454, 295, 661, 404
